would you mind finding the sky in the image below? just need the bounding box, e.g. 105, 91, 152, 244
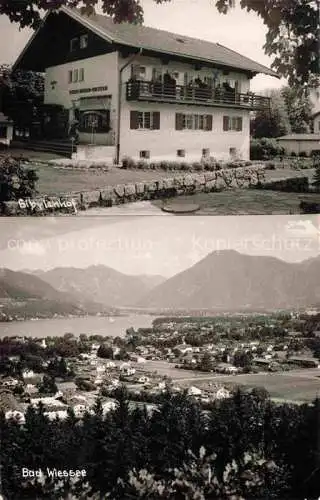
0, 215, 319, 278
0, 0, 285, 93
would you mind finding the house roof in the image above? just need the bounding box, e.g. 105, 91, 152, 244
14, 6, 279, 78
277, 134, 320, 141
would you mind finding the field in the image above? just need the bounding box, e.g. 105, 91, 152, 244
175, 369, 320, 403
139, 361, 320, 403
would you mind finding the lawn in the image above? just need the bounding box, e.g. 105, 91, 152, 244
153, 189, 320, 215
33, 164, 171, 195
176, 369, 320, 403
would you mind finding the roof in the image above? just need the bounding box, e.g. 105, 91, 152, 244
71, 7, 278, 76
14, 6, 279, 78
277, 134, 320, 141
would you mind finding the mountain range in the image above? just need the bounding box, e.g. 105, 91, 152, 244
136, 250, 320, 311
0, 268, 116, 319
1, 251, 319, 319
29, 266, 166, 307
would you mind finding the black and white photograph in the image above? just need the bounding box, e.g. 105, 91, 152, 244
0, 214, 320, 498
0, 0, 320, 499
0, 0, 319, 216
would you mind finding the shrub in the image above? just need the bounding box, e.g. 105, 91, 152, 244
121, 156, 135, 169
262, 176, 309, 193
265, 162, 276, 170
310, 149, 320, 158
179, 162, 192, 171
313, 166, 320, 190
0, 154, 38, 204
311, 150, 320, 168
159, 160, 169, 171
192, 162, 203, 171
300, 200, 320, 213
136, 160, 148, 169
298, 151, 307, 157
250, 138, 284, 161
291, 151, 297, 157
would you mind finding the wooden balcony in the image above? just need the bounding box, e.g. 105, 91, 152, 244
126, 81, 270, 110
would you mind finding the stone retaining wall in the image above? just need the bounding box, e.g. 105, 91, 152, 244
1, 166, 266, 215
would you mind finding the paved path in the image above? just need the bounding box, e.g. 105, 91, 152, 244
82, 201, 169, 216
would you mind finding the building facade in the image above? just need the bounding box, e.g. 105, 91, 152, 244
13, 6, 278, 162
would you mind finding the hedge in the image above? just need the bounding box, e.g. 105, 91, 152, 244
121, 156, 252, 172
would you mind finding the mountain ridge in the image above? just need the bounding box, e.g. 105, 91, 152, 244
136, 250, 320, 310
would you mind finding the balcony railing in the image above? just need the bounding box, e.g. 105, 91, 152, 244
126, 81, 270, 110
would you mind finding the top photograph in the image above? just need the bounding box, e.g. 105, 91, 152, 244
0, 0, 319, 217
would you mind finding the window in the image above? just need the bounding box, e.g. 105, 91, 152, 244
177, 149, 186, 157
140, 150, 150, 159
78, 110, 110, 133
152, 68, 162, 82
80, 34, 88, 49
175, 113, 212, 131
131, 65, 146, 80
69, 69, 83, 84
70, 38, 79, 52
223, 116, 243, 131
70, 35, 88, 51
130, 111, 160, 130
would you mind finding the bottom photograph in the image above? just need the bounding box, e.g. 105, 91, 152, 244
0, 214, 319, 500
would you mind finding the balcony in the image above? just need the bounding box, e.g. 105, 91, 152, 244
126, 81, 270, 111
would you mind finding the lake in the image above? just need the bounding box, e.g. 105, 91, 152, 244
0, 314, 154, 338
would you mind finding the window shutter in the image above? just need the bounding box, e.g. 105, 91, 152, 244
223, 116, 229, 131
175, 113, 184, 130
130, 111, 139, 129
152, 111, 160, 130
237, 117, 243, 131
206, 114, 213, 131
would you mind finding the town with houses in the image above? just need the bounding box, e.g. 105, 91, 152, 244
1, 310, 320, 423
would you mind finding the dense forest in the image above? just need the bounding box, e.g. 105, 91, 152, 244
1, 387, 320, 499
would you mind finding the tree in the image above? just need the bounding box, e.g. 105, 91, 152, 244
97, 344, 114, 359
233, 350, 253, 370
251, 88, 291, 138
198, 352, 213, 371
38, 375, 58, 395
215, 0, 320, 88
281, 86, 313, 133
0, 154, 38, 205
0, 64, 44, 129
